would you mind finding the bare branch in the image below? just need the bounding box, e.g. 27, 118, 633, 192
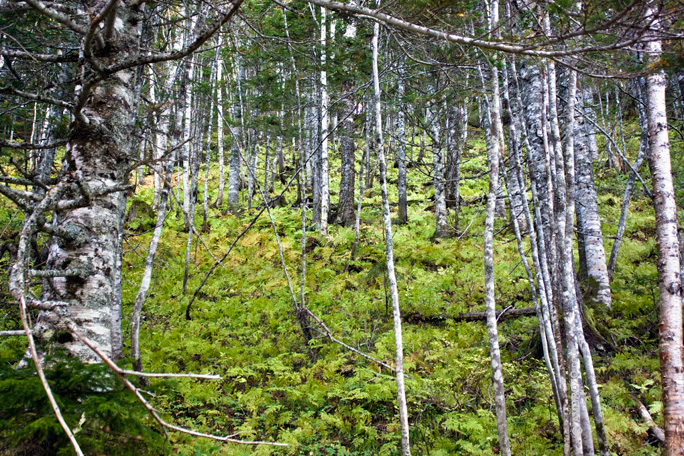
305, 0, 663, 58
0, 48, 78, 63
0, 330, 29, 337
23, 0, 87, 34
102, 0, 244, 74
0, 139, 68, 150
0, 87, 73, 109
120, 370, 221, 380
304, 308, 408, 377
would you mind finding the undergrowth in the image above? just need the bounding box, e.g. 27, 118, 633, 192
0, 122, 677, 455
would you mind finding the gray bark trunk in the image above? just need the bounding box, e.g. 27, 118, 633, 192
215, 34, 226, 209
429, 102, 448, 238
396, 62, 408, 224
482, 55, 512, 456
574, 81, 612, 307
132, 161, 171, 372
336, 93, 356, 227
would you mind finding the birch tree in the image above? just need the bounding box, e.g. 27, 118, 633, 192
372, 5, 411, 453
644, 5, 684, 453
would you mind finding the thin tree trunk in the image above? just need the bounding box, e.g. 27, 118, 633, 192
482, 56, 512, 456
202, 52, 217, 231
372, 9, 410, 454
132, 162, 171, 372
607, 78, 649, 279
215, 34, 226, 209
319, 6, 330, 235
429, 101, 449, 238
396, 61, 408, 224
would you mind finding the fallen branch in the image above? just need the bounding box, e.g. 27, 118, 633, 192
404, 306, 536, 325
633, 397, 665, 445
0, 329, 30, 336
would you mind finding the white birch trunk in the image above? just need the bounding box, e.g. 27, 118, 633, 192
372, 8, 411, 454
131, 161, 171, 372
644, 7, 684, 452
216, 35, 226, 209
319, 6, 330, 235
396, 61, 408, 224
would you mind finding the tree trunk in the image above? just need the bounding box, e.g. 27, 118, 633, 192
372, 8, 411, 454
483, 54, 512, 456
132, 160, 171, 372
319, 6, 330, 235
645, 10, 684, 453
574, 80, 612, 307
337, 84, 356, 226
215, 34, 226, 209
429, 101, 449, 238
10, 3, 144, 362
396, 61, 408, 224
607, 78, 649, 279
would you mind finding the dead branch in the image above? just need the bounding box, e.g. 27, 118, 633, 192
404, 306, 537, 325
633, 396, 665, 445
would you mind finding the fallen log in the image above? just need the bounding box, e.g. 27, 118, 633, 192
404, 306, 536, 325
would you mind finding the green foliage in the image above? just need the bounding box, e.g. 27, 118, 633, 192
0, 353, 164, 456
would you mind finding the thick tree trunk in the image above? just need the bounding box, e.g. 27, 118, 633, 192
11, 3, 144, 362
645, 12, 684, 453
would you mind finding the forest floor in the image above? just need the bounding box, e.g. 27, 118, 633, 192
0, 131, 674, 456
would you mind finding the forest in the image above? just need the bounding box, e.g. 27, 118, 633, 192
0, 0, 683, 455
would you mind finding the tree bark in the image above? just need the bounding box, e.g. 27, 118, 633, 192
396, 61, 408, 224
319, 6, 330, 235
574, 79, 611, 307
645, 8, 684, 453
372, 8, 411, 454
481, 13, 511, 453
10, 2, 144, 362
215, 34, 226, 209
607, 78, 649, 279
